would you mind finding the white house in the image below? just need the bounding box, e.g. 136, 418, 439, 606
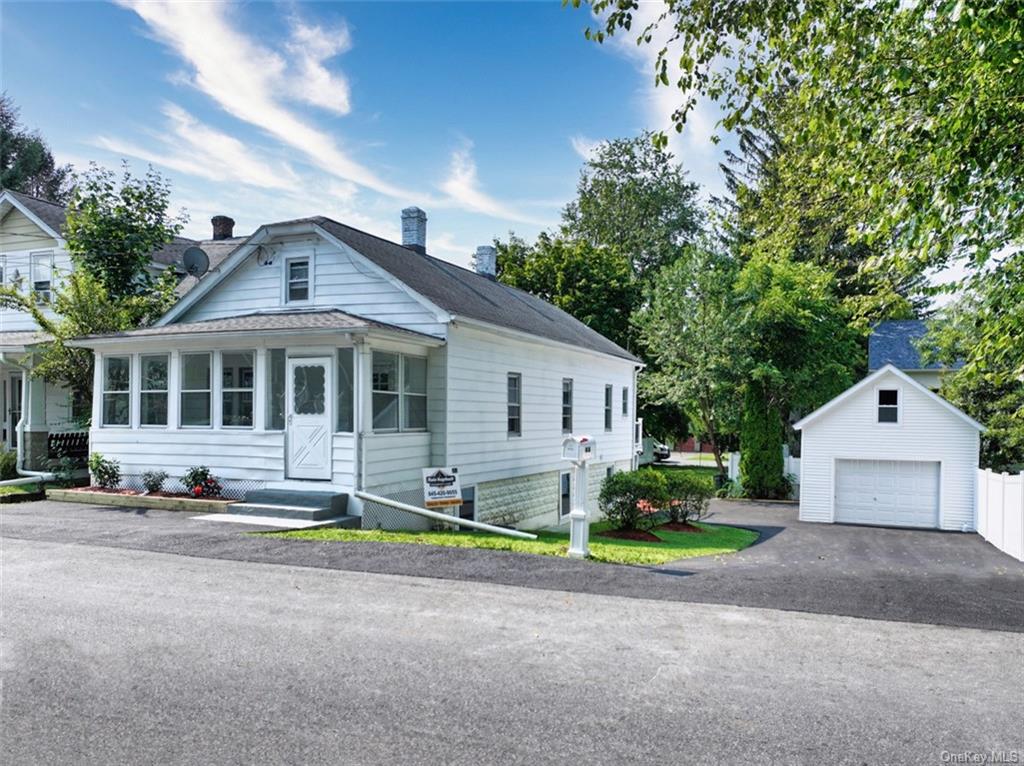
868, 319, 958, 391
0, 189, 242, 472
72, 208, 642, 530
794, 364, 984, 531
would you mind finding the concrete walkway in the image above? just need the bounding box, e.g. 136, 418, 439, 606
2, 500, 1022, 631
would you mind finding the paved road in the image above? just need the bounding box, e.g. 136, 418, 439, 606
2, 537, 1022, 765
3, 501, 1022, 631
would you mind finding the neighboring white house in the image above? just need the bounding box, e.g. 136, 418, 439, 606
868, 319, 958, 391
72, 208, 642, 530
794, 364, 984, 531
0, 189, 243, 471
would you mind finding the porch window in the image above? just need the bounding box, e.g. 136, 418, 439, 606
180, 353, 212, 427
140, 354, 169, 426
266, 349, 286, 430
286, 258, 310, 303
221, 351, 254, 428
402, 355, 427, 430
31, 251, 53, 305
102, 356, 131, 427
878, 389, 899, 424
371, 351, 427, 432
507, 373, 522, 437
561, 379, 573, 433
337, 348, 355, 432
604, 384, 613, 431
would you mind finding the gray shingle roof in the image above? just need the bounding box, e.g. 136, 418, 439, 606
868, 320, 959, 371
0, 330, 51, 350
5, 190, 66, 235
313, 218, 639, 362
77, 309, 432, 341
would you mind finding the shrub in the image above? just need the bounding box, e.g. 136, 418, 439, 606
598, 468, 668, 531
141, 470, 168, 494
663, 472, 713, 525
0, 449, 17, 480
739, 380, 787, 499
88, 452, 121, 489
182, 466, 222, 498
47, 451, 78, 488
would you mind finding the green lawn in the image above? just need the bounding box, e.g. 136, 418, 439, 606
270, 520, 758, 567
0, 483, 41, 497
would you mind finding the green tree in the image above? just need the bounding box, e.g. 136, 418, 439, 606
0, 93, 74, 203
577, 0, 1024, 274
63, 161, 186, 299
562, 131, 702, 280
496, 233, 639, 351
739, 379, 787, 498
635, 240, 744, 472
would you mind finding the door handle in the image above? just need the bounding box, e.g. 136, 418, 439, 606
287, 414, 293, 425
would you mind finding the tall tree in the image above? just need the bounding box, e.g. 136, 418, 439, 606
0, 94, 74, 203
562, 131, 702, 280
577, 0, 1024, 275
635, 240, 744, 472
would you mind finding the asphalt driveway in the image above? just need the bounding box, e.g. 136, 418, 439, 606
1, 499, 1022, 631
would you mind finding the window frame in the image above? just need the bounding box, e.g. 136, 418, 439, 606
336, 347, 355, 434
876, 386, 900, 425
30, 250, 53, 305
139, 353, 170, 428
622, 386, 629, 417
507, 372, 522, 438
220, 350, 255, 429
371, 351, 401, 433
604, 384, 613, 431
180, 351, 213, 429
402, 354, 428, 432
284, 256, 312, 305
101, 355, 131, 428
561, 378, 573, 434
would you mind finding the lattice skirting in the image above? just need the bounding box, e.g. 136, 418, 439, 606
116, 474, 266, 500
360, 487, 453, 532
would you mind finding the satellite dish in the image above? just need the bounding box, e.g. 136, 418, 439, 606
182, 246, 209, 277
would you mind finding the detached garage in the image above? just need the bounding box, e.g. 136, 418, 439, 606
795, 365, 984, 531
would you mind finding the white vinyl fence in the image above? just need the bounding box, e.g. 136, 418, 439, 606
977, 469, 1023, 561
727, 449, 801, 499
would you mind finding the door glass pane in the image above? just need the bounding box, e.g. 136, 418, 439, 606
337, 348, 354, 432
293, 365, 326, 415
372, 393, 399, 430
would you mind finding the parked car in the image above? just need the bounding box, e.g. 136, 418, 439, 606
652, 442, 671, 461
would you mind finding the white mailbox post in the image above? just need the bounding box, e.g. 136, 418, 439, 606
562, 435, 596, 559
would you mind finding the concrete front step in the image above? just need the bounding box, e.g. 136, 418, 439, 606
232, 502, 340, 521
192, 513, 360, 530
243, 489, 348, 515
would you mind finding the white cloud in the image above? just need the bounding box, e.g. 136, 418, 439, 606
438, 140, 549, 226
284, 17, 353, 115
95, 103, 301, 192
115, 1, 413, 199
570, 135, 603, 162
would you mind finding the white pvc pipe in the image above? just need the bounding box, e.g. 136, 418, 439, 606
354, 490, 538, 540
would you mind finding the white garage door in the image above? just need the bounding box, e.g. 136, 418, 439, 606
835, 459, 940, 528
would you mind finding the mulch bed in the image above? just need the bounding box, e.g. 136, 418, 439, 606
71, 487, 224, 500
75, 487, 141, 495
595, 528, 663, 543
656, 521, 705, 533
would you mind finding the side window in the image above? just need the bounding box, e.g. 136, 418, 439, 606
622, 386, 629, 416
140, 354, 169, 427
604, 384, 613, 431
221, 351, 255, 427
561, 379, 573, 433
878, 389, 899, 423
102, 356, 131, 427
286, 258, 310, 303
181, 352, 212, 427
507, 373, 522, 437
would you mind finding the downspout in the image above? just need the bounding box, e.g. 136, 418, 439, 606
0, 353, 55, 485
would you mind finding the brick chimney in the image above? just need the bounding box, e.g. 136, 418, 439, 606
211, 215, 235, 241
473, 245, 497, 279
401, 207, 427, 254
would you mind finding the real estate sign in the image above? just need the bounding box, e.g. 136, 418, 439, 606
422, 467, 462, 508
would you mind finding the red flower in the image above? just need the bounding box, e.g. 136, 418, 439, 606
193, 486, 203, 496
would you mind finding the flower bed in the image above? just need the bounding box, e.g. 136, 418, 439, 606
46, 487, 237, 513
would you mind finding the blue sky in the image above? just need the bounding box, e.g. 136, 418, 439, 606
2, 1, 729, 267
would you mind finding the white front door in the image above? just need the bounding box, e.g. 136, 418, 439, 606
835, 459, 940, 528
286, 357, 332, 480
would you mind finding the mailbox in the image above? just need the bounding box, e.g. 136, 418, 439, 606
561, 435, 596, 463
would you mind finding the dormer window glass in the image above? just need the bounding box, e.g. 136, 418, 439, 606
286, 258, 310, 303
31, 251, 53, 304
878, 389, 899, 423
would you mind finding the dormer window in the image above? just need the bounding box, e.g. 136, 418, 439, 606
286, 258, 310, 303
31, 251, 53, 304
878, 389, 899, 423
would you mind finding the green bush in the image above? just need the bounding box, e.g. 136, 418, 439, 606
739, 380, 787, 498
88, 452, 121, 489
182, 466, 223, 498
0, 449, 17, 481
663, 472, 712, 525
141, 470, 168, 494
598, 468, 668, 531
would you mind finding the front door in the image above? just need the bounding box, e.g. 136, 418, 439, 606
286, 357, 332, 480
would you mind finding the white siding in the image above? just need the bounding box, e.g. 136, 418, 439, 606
363, 431, 432, 495
0, 246, 70, 333
332, 433, 355, 487
444, 324, 636, 521
799, 369, 979, 530
181, 237, 446, 337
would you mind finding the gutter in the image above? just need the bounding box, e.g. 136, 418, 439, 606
0, 353, 55, 485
